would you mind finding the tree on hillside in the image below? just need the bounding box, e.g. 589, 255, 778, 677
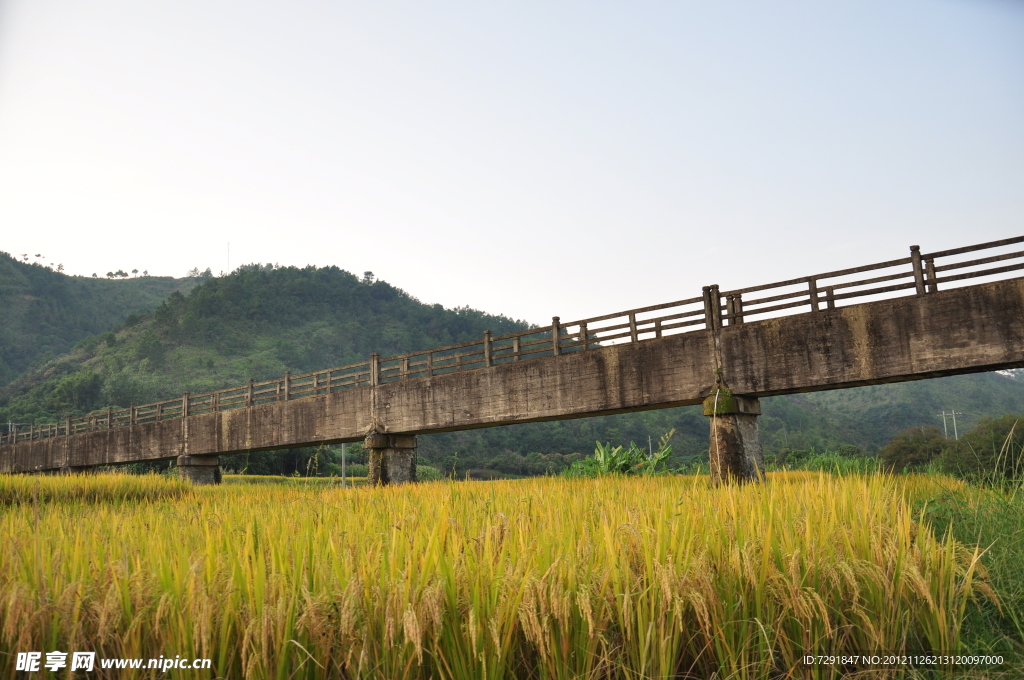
879, 426, 947, 471
49, 370, 104, 414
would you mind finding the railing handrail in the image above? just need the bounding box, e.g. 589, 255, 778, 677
4, 234, 1023, 446
922, 235, 1024, 260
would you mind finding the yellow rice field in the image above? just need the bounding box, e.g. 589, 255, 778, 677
0, 472, 993, 679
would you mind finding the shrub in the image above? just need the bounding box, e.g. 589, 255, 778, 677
940, 415, 1024, 484
879, 426, 947, 472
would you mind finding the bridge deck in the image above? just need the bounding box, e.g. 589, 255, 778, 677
2, 275, 1023, 472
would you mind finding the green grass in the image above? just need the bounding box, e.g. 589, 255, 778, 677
921, 482, 1024, 669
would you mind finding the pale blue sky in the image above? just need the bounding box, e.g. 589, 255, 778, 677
0, 1, 1021, 322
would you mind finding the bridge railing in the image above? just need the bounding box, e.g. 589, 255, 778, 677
713, 235, 1024, 326
3, 235, 1023, 447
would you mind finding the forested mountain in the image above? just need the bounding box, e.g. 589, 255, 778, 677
0, 251, 195, 386
0, 264, 527, 427
1, 258, 1021, 477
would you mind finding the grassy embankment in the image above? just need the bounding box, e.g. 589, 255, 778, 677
1, 471, 1017, 679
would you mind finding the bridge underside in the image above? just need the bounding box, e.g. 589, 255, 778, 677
2, 277, 1023, 474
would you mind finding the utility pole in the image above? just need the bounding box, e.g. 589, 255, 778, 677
6, 420, 28, 436
937, 411, 965, 440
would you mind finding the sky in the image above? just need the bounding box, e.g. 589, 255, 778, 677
0, 0, 1021, 324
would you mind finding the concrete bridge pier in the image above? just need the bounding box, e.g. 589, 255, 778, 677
703, 392, 764, 484
177, 455, 222, 484
365, 434, 418, 485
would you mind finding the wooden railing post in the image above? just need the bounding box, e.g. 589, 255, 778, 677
157, 402, 163, 422
370, 353, 380, 386
808, 279, 820, 312
182, 393, 190, 418
702, 287, 713, 329
212, 392, 220, 412
130, 404, 136, 425
702, 285, 722, 330
926, 258, 938, 293
712, 285, 723, 328
247, 379, 254, 406
726, 294, 745, 325
401, 357, 410, 379
483, 331, 493, 367
427, 351, 434, 376
825, 286, 835, 309
910, 245, 926, 295
628, 313, 638, 343
65, 415, 71, 437
580, 322, 589, 350
552, 317, 561, 356
107, 407, 113, 429
284, 372, 291, 401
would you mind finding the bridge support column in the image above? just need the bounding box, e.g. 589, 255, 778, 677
177, 455, 222, 485
703, 392, 764, 484
365, 434, 418, 485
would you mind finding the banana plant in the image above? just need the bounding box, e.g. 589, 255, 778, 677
571, 429, 675, 477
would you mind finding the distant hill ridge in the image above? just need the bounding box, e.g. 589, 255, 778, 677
0, 263, 528, 426
0, 251, 196, 387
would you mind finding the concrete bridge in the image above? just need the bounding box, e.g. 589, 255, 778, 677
3, 236, 1024, 483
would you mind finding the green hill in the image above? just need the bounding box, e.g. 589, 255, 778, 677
0, 264, 527, 427
0, 251, 196, 387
